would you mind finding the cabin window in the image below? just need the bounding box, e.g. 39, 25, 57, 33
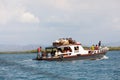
58, 48, 62, 53
45, 47, 57, 53
74, 46, 79, 53
62, 47, 72, 53
58, 47, 72, 53
66, 47, 72, 52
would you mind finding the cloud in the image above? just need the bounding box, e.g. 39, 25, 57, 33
111, 18, 120, 30
0, 2, 12, 24
51, 0, 71, 10
0, 0, 40, 24
0, 0, 120, 45
18, 9, 40, 23
112, 18, 120, 23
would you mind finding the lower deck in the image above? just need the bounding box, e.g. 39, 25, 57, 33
35, 51, 106, 61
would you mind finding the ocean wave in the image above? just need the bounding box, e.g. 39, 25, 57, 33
20, 59, 33, 62
96, 55, 109, 60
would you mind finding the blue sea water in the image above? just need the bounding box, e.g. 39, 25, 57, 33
0, 51, 120, 80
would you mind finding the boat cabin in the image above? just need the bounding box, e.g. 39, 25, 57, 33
57, 44, 88, 55
45, 44, 88, 57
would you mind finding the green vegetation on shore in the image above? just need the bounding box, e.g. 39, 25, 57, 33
0, 46, 120, 54
83, 46, 120, 51
0, 49, 37, 54
108, 47, 120, 51
0, 49, 46, 54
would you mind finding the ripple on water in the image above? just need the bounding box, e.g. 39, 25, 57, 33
0, 51, 120, 80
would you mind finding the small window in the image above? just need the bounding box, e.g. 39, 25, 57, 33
74, 46, 79, 52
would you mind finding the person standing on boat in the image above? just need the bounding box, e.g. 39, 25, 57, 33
37, 47, 42, 59
95, 45, 99, 50
91, 45, 95, 50
98, 41, 101, 47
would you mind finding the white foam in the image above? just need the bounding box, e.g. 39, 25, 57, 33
16, 59, 33, 64
96, 55, 109, 60
102, 55, 109, 59
21, 59, 33, 62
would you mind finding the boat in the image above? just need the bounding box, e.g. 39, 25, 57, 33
35, 38, 109, 61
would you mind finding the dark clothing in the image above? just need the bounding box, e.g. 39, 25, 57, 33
98, 41, 101, 46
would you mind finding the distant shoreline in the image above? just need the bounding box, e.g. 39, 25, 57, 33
108, 47, 120, 51
83, 46, 120, 51
0, 47, 120, 54
0, 49, 37, 54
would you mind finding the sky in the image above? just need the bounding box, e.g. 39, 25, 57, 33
0, 0, 120, 46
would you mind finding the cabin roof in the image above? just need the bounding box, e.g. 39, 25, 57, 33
45, 44, 81, 49
56, 44, 81, 48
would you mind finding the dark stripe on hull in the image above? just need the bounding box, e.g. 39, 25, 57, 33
35, 52, 106, 61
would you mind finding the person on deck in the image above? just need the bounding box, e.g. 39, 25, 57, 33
98, 41, 101, 47
91, 45, 95, 50
37, 47, 42, 59
95, 45, 99, 50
